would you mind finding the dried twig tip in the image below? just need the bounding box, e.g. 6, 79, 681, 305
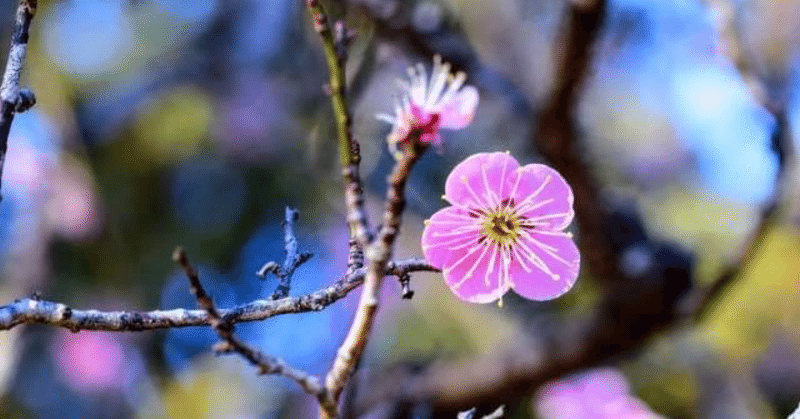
172, 246, 187, 265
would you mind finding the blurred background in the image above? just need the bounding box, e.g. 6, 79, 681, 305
0, 0, 798, 418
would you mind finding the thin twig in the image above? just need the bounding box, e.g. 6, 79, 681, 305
458, 406, 505, 419
173, 247, 326, 398
0, 0, 37, 201
305, 0, 372, 246
259, 207, 314, 300
0, 258, 436, 332
323, 141, 426, 418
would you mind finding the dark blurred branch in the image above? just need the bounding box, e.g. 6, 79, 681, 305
0, 258, 436, 332
258, 207, 314, 299
306, 0, 372, 246
174, 247, 326, 398
323, 140, 427, 418
531, 0, 616, 284
688, 98, 794, 321
0, 0, 37, 201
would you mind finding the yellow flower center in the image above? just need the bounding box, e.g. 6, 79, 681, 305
482, 206, 523, 245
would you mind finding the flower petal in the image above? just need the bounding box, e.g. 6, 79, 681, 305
508, 163, 575, 231
421, 206, 482, 269
444, 152, 520, 207
509, 230, 580, 301
439, 241, 511, 303
577, 369, 631, 402
438, 85, 479, 129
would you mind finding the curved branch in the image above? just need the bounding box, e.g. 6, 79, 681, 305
0, 258, 437, 332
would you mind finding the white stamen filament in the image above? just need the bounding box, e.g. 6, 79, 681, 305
481, 164, 500, 207
512, 175, 551, 209
423, 234, 479, 250
514, 237, 558, 278
460, 176, 490, 208
453, 243, 492, 290
485, 242, 498, 286
522, 211, 573, 223
444, 244, 483, 274
507, 170, 525, 204
501, 246, 512, 289
510, 245, 533, 273
521, 231, 576, 268
431, 224, 482, 238
515, 198, 555, 215
498, 154, 511, 198
436, 71, 467, 107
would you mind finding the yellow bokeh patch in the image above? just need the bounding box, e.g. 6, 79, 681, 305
133, 86, 213, 164
702, 227, 800, 363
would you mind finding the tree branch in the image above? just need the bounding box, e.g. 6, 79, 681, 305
306, 0, 372, 246
174, 247, 326, 398
258, 207, 314, 299
688, 102, 794, 320
323, 141, 426, 418
0, 258, 437, 332
0, 0, 37, 201
532, 0, 615, 285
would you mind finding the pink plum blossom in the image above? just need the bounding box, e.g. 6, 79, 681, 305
53, 331, 126, 393
377, 55, 479, 155
421, 152, 579, 303
534, 368, 667, 419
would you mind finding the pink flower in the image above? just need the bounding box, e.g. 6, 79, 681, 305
534, 369, 666, 419
377, 55, 479, 155
421, 152, 579, 303
53, 331, 126, 393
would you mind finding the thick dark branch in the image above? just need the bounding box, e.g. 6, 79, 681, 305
532, 0, 615, 284
0, 0, 37, 201
0, 258, 436, 332
174, 247, 325, 398
689, 107, 794, 320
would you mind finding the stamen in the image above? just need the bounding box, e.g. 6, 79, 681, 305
515, 198, 555, 214
522, 211, 573, 223
485, 242, 498, 286
427, 60, 450, 109
443, 244, 482, 274
426, 218, 477, 225
512, 175, 551, 209
481, 164, 499, 206
521, 231, 577, 268
437, 71, 467, 106
460, 176, 490, 207
507, 169, 525, 203
527, 230, 573, 238
498, 153, 511, 198
431, 224, 482, 238
514, 238, 558, 279
375, 113, 396, 124
422, 233, 479, 250
501, 246, 512, 289
453, 243, 492, 289
510, 245, 533, 273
